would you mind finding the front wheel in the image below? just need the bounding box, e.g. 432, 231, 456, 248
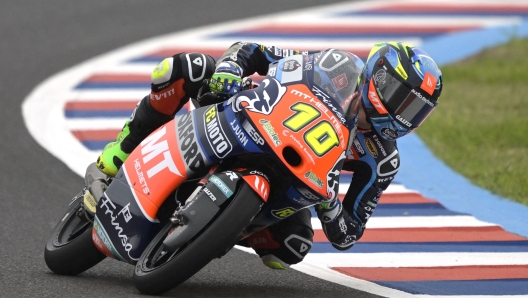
133, 182, 263, 295
44, 190, 106, 275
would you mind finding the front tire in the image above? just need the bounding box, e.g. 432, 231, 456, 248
44, 190, 106, 275
133, 183, 263, 295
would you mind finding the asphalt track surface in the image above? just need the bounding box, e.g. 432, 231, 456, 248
0, 1, 382, 297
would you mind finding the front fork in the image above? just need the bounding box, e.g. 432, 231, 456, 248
162, 169, 269, 251
78, 162, 110, 222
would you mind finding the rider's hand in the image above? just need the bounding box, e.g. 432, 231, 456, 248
209, 61, 243, 98
316, 200, 360, 251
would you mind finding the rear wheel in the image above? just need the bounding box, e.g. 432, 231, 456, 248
133, 182, 263, 295
44, 190, 106, 275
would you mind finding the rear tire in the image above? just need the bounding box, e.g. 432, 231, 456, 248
133, 183, 263, 295
44, 190, 106, 275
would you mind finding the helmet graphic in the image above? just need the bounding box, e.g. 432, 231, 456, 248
313, 49, 365, 126
359, 42, 443, 140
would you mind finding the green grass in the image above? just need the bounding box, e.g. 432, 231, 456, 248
416, 38, 528, 205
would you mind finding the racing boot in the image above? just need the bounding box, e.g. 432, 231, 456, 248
96, 96, 172, 176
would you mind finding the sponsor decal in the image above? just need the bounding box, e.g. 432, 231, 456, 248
311, 86, 347, 124
303, 55, 313, 71
326, 151, 345, 200
118, 202, 132, 223
267, 64, 277, 77
411, 88, 435, 107
282, 59, 301, 72
373, 69, 386, 83
365, 138, 378, 158
225, 171, 239, 181
377, 177, 394, 183
278, 55, 304, 84
204, 105, 233, 158
331, 73, 348, 91
177, 113, 206, 173
99, 195, 137, 261
242, 120, 265, 145
250, 170, 268, 181
229, 78, 286, 115
140, 126, 182, 179
93, 218, 122, 260
396, 114, 412, 127
291, 196, 312, 206
353, 138, 365, 155
304, 170, 324, 189
381, 128, 398, 140
259, 119, 281, 146
338, 235, 357, 248
367, 80, 388, 114
134, 158, 151, 195
339, 216, 347, 234
272, 207, 296, 218
372, 135, 387, 157
203, 187, 217, 202
209, 175, 233, 197
150, 88, 174, 101
229, 119, 248, 146
420, 72, 437, 95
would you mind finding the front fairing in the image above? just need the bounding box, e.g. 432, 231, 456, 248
227, 52, 362, 203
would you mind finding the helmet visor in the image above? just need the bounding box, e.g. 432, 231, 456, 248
373, 67, 437, 129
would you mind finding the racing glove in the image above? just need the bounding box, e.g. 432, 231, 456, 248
316, 199, 362, 251
209, 61, 243, 98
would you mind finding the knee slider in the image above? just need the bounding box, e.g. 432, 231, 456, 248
261, 254, 290, 270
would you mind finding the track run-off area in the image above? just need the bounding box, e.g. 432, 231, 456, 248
22, 0, 528, 296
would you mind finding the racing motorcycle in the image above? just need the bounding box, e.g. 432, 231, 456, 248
44, 49, 364, 295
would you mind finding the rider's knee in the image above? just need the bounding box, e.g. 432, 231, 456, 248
248, 208, 314, 270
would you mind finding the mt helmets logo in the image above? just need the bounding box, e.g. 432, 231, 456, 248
229, 78, 286, 115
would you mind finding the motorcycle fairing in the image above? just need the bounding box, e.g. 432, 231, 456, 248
93, 172, 163, 264
93, 103, 267, 262
242, 82, 350, 202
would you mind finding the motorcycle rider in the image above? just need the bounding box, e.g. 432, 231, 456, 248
95, 41, 443, 269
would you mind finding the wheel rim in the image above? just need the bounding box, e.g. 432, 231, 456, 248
140, 225, 187, 272
53, 196, 92, 247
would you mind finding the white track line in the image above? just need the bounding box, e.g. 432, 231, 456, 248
303, 252, 528, 267
311, 215, 496, 230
